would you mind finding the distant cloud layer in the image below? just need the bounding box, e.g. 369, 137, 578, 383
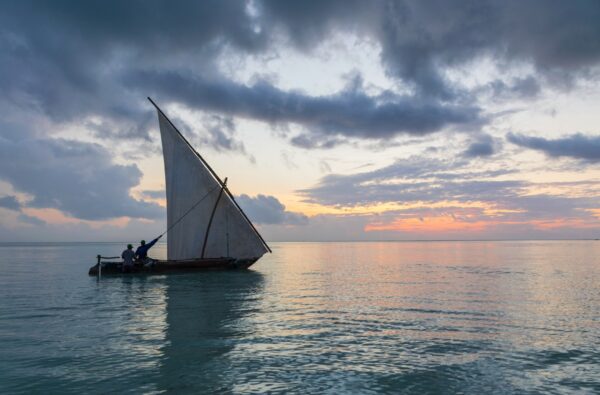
463, 134, 498, 158
299, 156, 598, 232
0, 135, 163, 220
0, 195, 21, 211
141, 190, 166, 200
300, 157, 520, 207
508, 133, 600, 162
237, 194, 308, 225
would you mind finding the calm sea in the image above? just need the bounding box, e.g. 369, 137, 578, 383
0, 241, 598, 394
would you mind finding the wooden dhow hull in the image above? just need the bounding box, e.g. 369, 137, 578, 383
88, 257, 258, 276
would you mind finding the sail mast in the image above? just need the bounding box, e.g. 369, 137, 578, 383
202, 178, 227, 258
147, 97, 272, 254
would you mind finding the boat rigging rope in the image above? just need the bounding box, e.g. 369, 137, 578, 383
158, 184, 221, 238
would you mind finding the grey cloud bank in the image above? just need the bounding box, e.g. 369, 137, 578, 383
508, 133, 600, 162
126, 70, 481, 140
0, 196, 21, 211
265, 1, 600, 96
3, 1, 599, 142
237, 194, 308, 226
464, 134, 498, 158
0, 135, 163, 221
300, 156, 598, 226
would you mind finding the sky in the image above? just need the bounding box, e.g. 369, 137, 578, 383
0, 0, 599, 242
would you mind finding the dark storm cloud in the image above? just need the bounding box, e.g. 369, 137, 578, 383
2, 0, 267, 54
0, 0, 271, 222
0, 196, 21, 211
507, 133, 600, 162
488, 77, 542, 100
0, 0, 489, 151
2, 0, 599, 143
171, 115, 252, 159
290, 135, 345, 150
237, 194, 308, 225
403, 0, 600, 92
201, 116, 244, 153
0, 0, 267, 139
0, 135, 163, 220
125, 70, 481, 139
263, 1, 600, 97
463, 134, 498, 158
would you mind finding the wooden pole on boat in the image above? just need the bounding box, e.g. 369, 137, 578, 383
201, 178, 227, 259
97, 255, 101, 278
226, 210, 230, 257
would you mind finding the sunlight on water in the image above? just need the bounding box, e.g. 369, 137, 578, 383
0, 241, 598, 394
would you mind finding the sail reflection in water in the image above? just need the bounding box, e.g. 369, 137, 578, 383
158, 271, 265, 393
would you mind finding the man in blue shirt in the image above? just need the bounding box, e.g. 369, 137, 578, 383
135, 235, 162, 264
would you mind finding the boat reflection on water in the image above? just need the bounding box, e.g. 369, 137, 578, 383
157, 270, 264, 393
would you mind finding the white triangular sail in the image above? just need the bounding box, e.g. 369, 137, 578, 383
157, 110, 269, 261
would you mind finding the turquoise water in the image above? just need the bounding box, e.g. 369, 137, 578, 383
0, 241, 599, 394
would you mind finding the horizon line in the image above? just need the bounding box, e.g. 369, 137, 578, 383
0, 238, 598, 244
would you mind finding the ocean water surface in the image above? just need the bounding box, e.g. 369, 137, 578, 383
0, 241, 598, 394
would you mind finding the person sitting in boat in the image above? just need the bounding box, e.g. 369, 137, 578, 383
135, 235, 162, 265
121, 244, 135, 273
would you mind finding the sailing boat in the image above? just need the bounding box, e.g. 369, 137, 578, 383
89, 98, 271, 275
